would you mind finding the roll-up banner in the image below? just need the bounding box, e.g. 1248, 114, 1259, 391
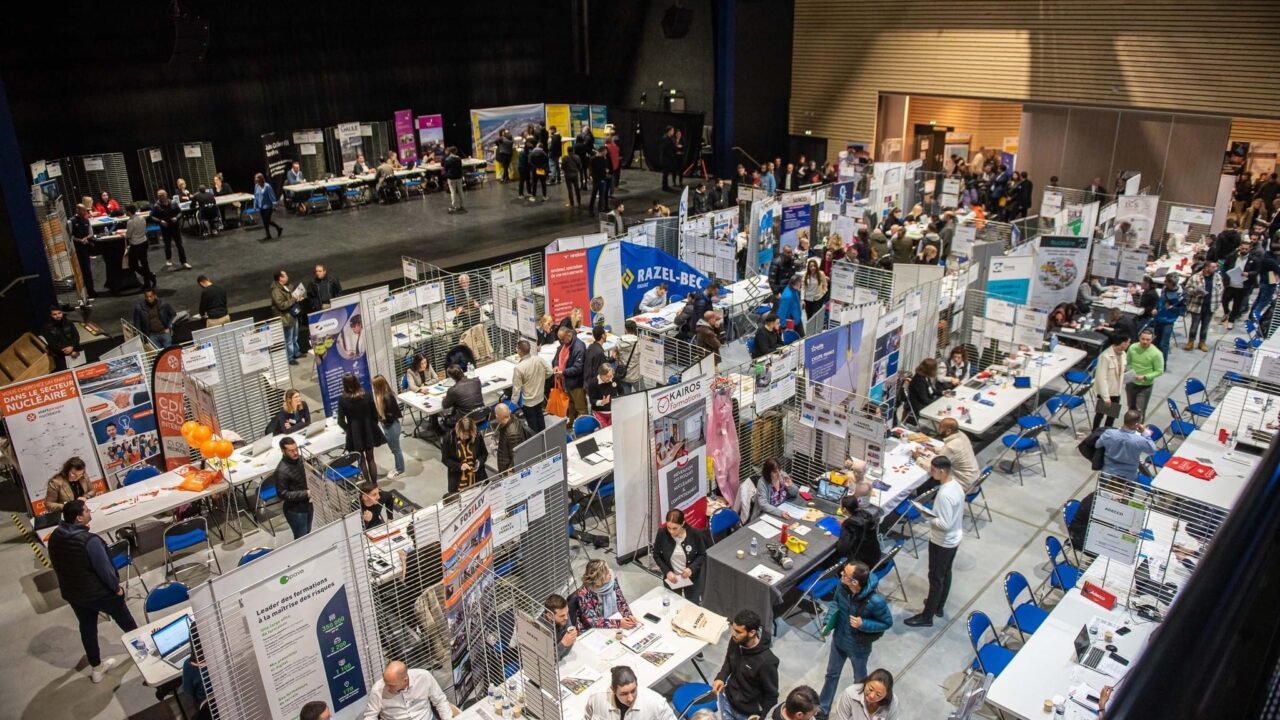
74, 355, 161, 487
470, 104, 547, 163
649, 376, 711, 526
393, 109, 417, 165
0, 372, 105, 514
779, 190, 813, 251
416, 114, 444, 153
309, 303, 372, 418
1032, 236, 1091, 311
151, 346, 191, 471
262, 132, 296, 189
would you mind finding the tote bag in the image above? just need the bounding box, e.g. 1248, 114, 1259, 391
546, 378, 570, 418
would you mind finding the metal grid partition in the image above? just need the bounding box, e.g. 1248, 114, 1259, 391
169, 140, 219, 190
1084, 471, 1226, 612
55, 153, 133, 213
311, 448, 573, 709
136, 147, 170, 202
956, 288, 1053, 374
325, 122, 392, 171
176, 319, 291, 443
652, 216, 681, 258
891, 265, 945, 378
292, 129, 330, 181
30, 188, 80, 305
192, 512, 385, 720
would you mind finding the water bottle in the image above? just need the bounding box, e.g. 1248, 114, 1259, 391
1089, 619, 1100, 637
663, 594, 671, 609
503, 701, 513, 720
749, 536, 759, 557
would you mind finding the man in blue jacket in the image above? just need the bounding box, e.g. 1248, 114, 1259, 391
819, 560, 894, 714
777, 274, 806, 337
48, 500, 138, 684
1151, 273, 1185, 362
553, 326, 588, 420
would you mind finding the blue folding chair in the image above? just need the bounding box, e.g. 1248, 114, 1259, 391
871, 542, 907, 603
163, 517, 222, 579
967, 611, 1016, 678
238, 547, 272, 566
1184, 378, 1215, 424
746, 337, 756, 356
999, 424, 1048, 485
673, 683, 717, 719
572, 415, 601, 438
1063, 356, 1098, 396
964, 467, 994, 538
777, 564, 841, 636
781, 329, 800, 345
1044, 535, 1081, 595
107, 537, 149, 596
144, 581, 190, 622
1164, 399, 1198, 445
1004, 571, 1049, 641
252, 477, 281, 536
123, 465, 162, 486
889, 498, 926, 557
709, 508, 741, 542
1047, 394, 1088, 436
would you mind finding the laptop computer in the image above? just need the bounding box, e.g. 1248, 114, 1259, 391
242, 434, 274, 458
303, 420, 328, 439
817, 478, 847, 503
151, 615, 193, 668
576, 436, 604, 464
1072, 625, 1127, 677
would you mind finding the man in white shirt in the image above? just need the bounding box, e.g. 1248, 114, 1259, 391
584, 666, 676, 720
904, 456, 964, 628
512, 339, 550, 433
639, 283, 669, 313
361, 661, 451, 720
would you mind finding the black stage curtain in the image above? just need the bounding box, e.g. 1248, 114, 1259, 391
634, 110, 705, 175
608, 108, 638, 169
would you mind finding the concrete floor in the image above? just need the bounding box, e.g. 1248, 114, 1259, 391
0, 279, 1242, 718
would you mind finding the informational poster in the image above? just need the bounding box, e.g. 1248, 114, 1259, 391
243, 547, 368, 719
779, 191, 813, 251
182, 342, 221, 387
309, 304, 371, 417
804, 321, 865, 402
416, 114, 444, 152
150, 346, 191, 471
952, 223, 976, 259
547, 241, 707, 328
82, 156, 104, 172
74, 355, 160, 487
441, 489, 494, 704
1032, 236, 1090, 310
393, 109, 417, 165
517, 295, 539, 342
1062, 202, 1100, 239
1115, 195, 1160, 247
0, 372, 104, 514
753, 344, 798, 412
1042, 190, 1063, 216
678, 186, 689, 224
1169, 205, 1213, 226
829, 260, 857, 306
261, 132, 296, 189
640, 335, 666, 384
869, 309, 903, 411
749, 197, 779, 273
649, 377, 710, 519
1118, 249, 1149, 284
940, 177, 961, 208
1084, 524, 1140, 565
336, 122, 362, 174
987, 255, 1035, 305
1091, 246, 1120, 280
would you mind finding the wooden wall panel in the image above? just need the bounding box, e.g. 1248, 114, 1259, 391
902, 97, 1021, 155
792, 0, 1280, 160
1230, 118, 1280, 146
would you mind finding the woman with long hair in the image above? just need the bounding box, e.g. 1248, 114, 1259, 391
803, 257, 829, 319
404, 354, 436, 392
337, 373, 385, 479
265, 389, 311, 435
46, 457, 97, 514
442, 416, 488, 494
905, 358, 942, 424
371, 375, 405, 479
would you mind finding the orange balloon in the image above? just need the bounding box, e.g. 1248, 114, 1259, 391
215, 439, 234, 459
191, 424, 213, 444
200, 439, 220, 458
181, 420, 199, 437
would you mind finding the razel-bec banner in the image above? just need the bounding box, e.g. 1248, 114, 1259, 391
310, 304, 371, 418
262, 132, 295, 189
780, 191, 813, 251
1032, 236, 1090, 311
151, 346, 191, 471
393, 109, 417, 165
75, 355, 161, 487
0, 372, 104, 515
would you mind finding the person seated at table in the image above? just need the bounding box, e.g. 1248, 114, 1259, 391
904, 358, 943, 425
639, 282, 669, 313
758, 458, 799, 520
753, 313, 783, 358
174, 178, 193, 202
1131, 276, 1158, 321
362, 660, 451, 720
835, 484, 883, 569
441, 364, 484, 428
536, 314, 558, 346
1098, 410, 1157, 482
1047, 302, 1079, 332
587, 363, 623, 426
351, 154, 370, 175
385, 151, 403, 170
586, 666, 677, 720
404, 354, 437, 392
264, 389, 312, 436
357, 480, 392, 530
652, 509, 707, 602
942, 346, 968, 385
45, 456, 99, 514
543, 594, 579, 659
1097, 306, 1138, 342
912, 418, 979, 493
92, 190, 121, 217
559, 306, 585, 332
573, 559, 638, 630
299, 701, 331, 720
286, 162, 306, 186
192, 184, 220, 234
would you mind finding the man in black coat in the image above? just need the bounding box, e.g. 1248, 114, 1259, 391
575, 126, 595, 190
48, 500, 138, 683
275, 437, 313, 539
548, 126, 563, 184
41, 304, 82, 370
659, 126, 677, 191
589, 148, 612, 214
768, 245, 797, 298
752, 313, 783, 358
151, 189, 188, 269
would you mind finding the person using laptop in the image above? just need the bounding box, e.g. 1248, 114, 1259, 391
904, 456, 964, 628
758, 458, 800, 520
652, 509, 708, 602
265, 389, 312, 436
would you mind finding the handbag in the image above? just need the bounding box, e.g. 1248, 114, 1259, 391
546, 378, 570, 418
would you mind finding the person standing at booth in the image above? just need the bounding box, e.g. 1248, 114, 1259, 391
132, 289, 176, 348
652, 509, 707, 603
151, 189, 189, 270
337, 373, 386, 480
48, 499, 137, 684
196, 274, 228, 327
275, 437, 312, 539
69, 204, 97, 299
121, 203, 156, 290
713, 610, 780, 720
1093, 334, 1130, 430
41, 304, 81, 371
904, 456, 964, 628
444, 145, 466, 214
512, 340, 549, 433
554, 327, 588, 420
271, 269, 300, 364
442, 416, 488, 494
372, 375, 405, 480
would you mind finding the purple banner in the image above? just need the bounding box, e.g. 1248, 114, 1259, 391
394, 109, 417, 165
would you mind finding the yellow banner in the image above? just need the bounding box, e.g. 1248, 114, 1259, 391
545, 105, 571, 156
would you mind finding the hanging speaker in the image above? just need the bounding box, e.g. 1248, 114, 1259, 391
661, 5, 693, 39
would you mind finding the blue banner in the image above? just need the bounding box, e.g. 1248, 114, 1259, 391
803, 320, 865, 401
618, 241, 710, 316
308, 303, 371, 417
780, 200, 811, 251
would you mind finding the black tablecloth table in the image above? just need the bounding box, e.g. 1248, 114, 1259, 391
701, 515, 839, 630
94, 235, 141, 293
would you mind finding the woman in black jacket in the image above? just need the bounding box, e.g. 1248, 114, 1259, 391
905, 358, 943, 424
265, 389, 311, 436
652, 509, 707, 602
442, 416, 488, 494
337, 373, 385, 479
